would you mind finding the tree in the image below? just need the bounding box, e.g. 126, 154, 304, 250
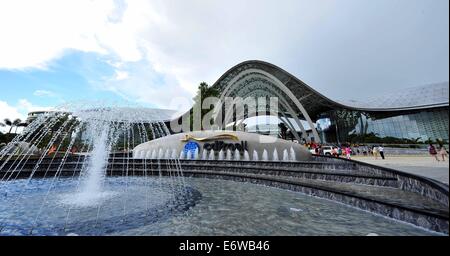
3, 118, 13, 134
12, 118, 22, 134
191, 82, 220, 130
0, 123, 4, 138
278, 123, 288, 139
412, 137, 422, 143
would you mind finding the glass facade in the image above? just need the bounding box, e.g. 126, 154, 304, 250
321, 107, 449, 144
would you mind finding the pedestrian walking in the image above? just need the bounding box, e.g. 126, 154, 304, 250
332, 147, 338, 157
345, 147, 352, 159
438, 144, 448, 162
428, 143, 439, 162
372, 146, 379, 160
378, 145, 385, 160
337, 147, 342, 157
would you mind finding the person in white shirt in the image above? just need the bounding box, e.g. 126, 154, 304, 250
378, 145, 385, 160
372, 146, 378, 159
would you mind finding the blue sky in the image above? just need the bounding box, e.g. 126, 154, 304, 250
1, 51, 121, 106
0, 0, 448, 129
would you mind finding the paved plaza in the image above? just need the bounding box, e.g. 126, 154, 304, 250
353, 155, 449, 184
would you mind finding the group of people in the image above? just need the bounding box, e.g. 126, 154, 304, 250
371, 145, 385, 160
304, 143, 386, 160
330, 146, 353, 159
350, 145, 385, 159
304, 143, 357, 160
428, 143, 448, 162
305, 141, 450, 162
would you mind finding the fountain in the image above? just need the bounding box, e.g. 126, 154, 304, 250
0, 105, 198, 235
179, 150, 185, 160
218, 150, 224, 161
290, 147, 296, 161
272, 148, 279, 161
164, 149, 170, 159
208, 150, 215, 161
171, 149, 177, 159
201, 149, 208, 160
234, 149, 240, 161
262, 149, 269, 161
192, 148, 199, 160
283, 149, 289, 161
76, 125, 111, 205
252, 150, 259, 161
187, 150, 192, 160
226, 149, 232, 161
244, 150, 250, 161
0, 105, 447, 235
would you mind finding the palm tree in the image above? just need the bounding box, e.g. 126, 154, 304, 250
13, 118, 22, 134
3, 119, 13, 134
191, 82, 220, 130
0, 122, 5, 135
278, 123, 288, 139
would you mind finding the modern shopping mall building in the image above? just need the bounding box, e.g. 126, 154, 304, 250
207, 60, 449, 144
25, 60, 449, 144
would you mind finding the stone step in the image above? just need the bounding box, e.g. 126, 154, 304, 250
1, 160, 398, 187
178, 162, 398, 187
185, 169, 447, 216
179, 160, 391, 175
180, 169, 449, 233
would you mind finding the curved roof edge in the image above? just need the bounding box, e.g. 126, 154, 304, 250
212, 60, 449, 112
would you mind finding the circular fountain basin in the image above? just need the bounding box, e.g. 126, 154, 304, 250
0, 177, 200, 235
0, 177, 442, 236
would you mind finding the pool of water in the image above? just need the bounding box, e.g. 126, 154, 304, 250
0, 176, 441, 236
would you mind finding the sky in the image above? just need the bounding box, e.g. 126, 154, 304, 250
0, 0, 448, 132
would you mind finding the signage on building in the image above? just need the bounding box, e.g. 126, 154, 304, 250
181, 133, 248, 154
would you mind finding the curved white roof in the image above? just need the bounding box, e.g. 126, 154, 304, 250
339, 82, 449, 110
214, 61, 449, 114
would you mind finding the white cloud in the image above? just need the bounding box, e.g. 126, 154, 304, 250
96, 61, 193, 110
87, 0, 337, 108
0, 0, 111, 69
0, 0, 448, 106
0, 0, 336, 103
0, 99, 55, 133
128, 0, 337, 95
0, 0, 156, 70
0, 101, 25, 133
114, 71, 129, 81
0, 100, 25, 118
17, 99, 54, 113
